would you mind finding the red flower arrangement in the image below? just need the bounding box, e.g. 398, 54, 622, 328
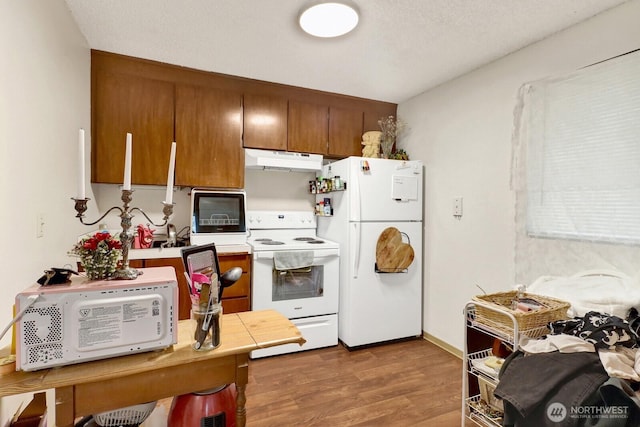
70, 232, 122, 279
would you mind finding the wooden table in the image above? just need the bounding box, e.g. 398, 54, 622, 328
0, 309, 305, 427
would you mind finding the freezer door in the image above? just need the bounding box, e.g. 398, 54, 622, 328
346, 157, 423, 222
339, 221, 423, 347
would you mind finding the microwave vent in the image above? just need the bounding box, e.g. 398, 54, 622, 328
28, 343, 64, 365
23, 305, 63, 345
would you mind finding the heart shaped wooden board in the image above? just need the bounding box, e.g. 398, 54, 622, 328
376, 227, 415, 271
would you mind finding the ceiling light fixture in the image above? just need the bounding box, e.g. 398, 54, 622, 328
299, 2, 359, 38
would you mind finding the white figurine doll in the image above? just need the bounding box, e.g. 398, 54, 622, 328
361, 131, 382, 158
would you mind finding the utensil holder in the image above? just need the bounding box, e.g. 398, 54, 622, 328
192, 303, 221, 351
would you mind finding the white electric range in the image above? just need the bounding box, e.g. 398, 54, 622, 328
247, 210, 339, 358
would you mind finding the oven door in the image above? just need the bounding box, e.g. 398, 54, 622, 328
251, 248, 339, 318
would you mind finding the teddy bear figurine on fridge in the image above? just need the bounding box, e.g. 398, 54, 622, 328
361, 131, 382, 158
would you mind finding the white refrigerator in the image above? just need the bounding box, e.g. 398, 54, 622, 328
317, 157, 423, 348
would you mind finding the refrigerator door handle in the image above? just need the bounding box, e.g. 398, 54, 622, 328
353, 162, 361, 222
352, 222, 360, 278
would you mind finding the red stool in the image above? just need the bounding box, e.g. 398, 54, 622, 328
167, 383, 237, 427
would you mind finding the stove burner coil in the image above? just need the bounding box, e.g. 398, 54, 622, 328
260, 241, 285, 245
293, 237, 316, 241
307, 240, 325, 244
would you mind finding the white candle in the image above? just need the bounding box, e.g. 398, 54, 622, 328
123, 133, 132, 190
77, 129, 86, 199
165, 142, 176, 204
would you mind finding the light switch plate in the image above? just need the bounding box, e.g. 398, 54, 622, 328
36, 213, 45, 238
453, 198, 463, 218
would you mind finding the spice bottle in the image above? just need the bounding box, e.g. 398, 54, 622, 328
334, 176, 342, 190
324, 198, 331, 216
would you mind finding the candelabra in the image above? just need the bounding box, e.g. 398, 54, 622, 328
72, 189, 174, 280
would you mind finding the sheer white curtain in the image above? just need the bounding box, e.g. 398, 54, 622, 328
512, 50, 640, 284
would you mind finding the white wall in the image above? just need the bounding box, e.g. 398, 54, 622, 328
245, 169, 316, 212
0, 0, 91, 421
399, 0, 640, 351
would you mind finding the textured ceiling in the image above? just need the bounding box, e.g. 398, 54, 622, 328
64, 0, 629, 103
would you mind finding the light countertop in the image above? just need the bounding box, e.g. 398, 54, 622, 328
128, 243, 252, 259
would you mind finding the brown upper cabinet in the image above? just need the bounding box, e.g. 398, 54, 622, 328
243, 93, 288, 151
248, 100, 371, 158
288, 102, 367, 158
329, 106, 364, 158
364, 109, 389, 134
92, 71, 175, 185
175, 84, 244, 188
244, 98, 369, 158
287, 100, 329, 155
91, 50, 397, 187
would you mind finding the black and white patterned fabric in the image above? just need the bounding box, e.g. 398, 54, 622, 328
549, 311, 639, 350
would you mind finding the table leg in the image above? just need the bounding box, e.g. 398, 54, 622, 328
236, 353, 249, 427
236, 383, 247, 427
55, 385, 75, 427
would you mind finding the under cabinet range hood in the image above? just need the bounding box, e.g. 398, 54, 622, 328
244, 148, 323, 172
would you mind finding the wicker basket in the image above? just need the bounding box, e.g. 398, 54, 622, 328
472, 291, 570, 338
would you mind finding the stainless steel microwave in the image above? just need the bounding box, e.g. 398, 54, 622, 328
190, 189, 247, 246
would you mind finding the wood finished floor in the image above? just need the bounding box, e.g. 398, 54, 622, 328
245, 338, 463, 427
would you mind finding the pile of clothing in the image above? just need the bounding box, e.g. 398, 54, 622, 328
494, 309, 640, 426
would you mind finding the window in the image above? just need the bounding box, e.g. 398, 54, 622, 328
525, 50, 640, 245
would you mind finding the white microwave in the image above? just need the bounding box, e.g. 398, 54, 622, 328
14, 267, 178, 371
190, 189, 248, 246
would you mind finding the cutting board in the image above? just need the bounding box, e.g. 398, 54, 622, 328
375, 227, 414, 272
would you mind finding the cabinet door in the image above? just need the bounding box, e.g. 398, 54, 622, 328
222, 298, 250, 314
363, 105, 397, 133
218, 253, 251, 314
328, 106, 364, 158
175, 84, 244, 188
288, 100, 328, 155
143, 258, 192, 321
93, 72, 175, 185
243, 93, 288, 150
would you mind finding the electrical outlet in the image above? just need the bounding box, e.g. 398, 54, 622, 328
37, 213, 45, 238
453, 197, 463, 218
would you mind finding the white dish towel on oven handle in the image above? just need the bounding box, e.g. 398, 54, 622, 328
274, 251, 314, 270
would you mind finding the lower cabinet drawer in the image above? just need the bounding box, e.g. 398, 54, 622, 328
222, 297, 250, 314
134, 252, 252, 319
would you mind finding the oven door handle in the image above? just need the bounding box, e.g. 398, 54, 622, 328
253, 250, 339, 260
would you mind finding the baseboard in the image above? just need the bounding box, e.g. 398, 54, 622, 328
422, 332, 462, 359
